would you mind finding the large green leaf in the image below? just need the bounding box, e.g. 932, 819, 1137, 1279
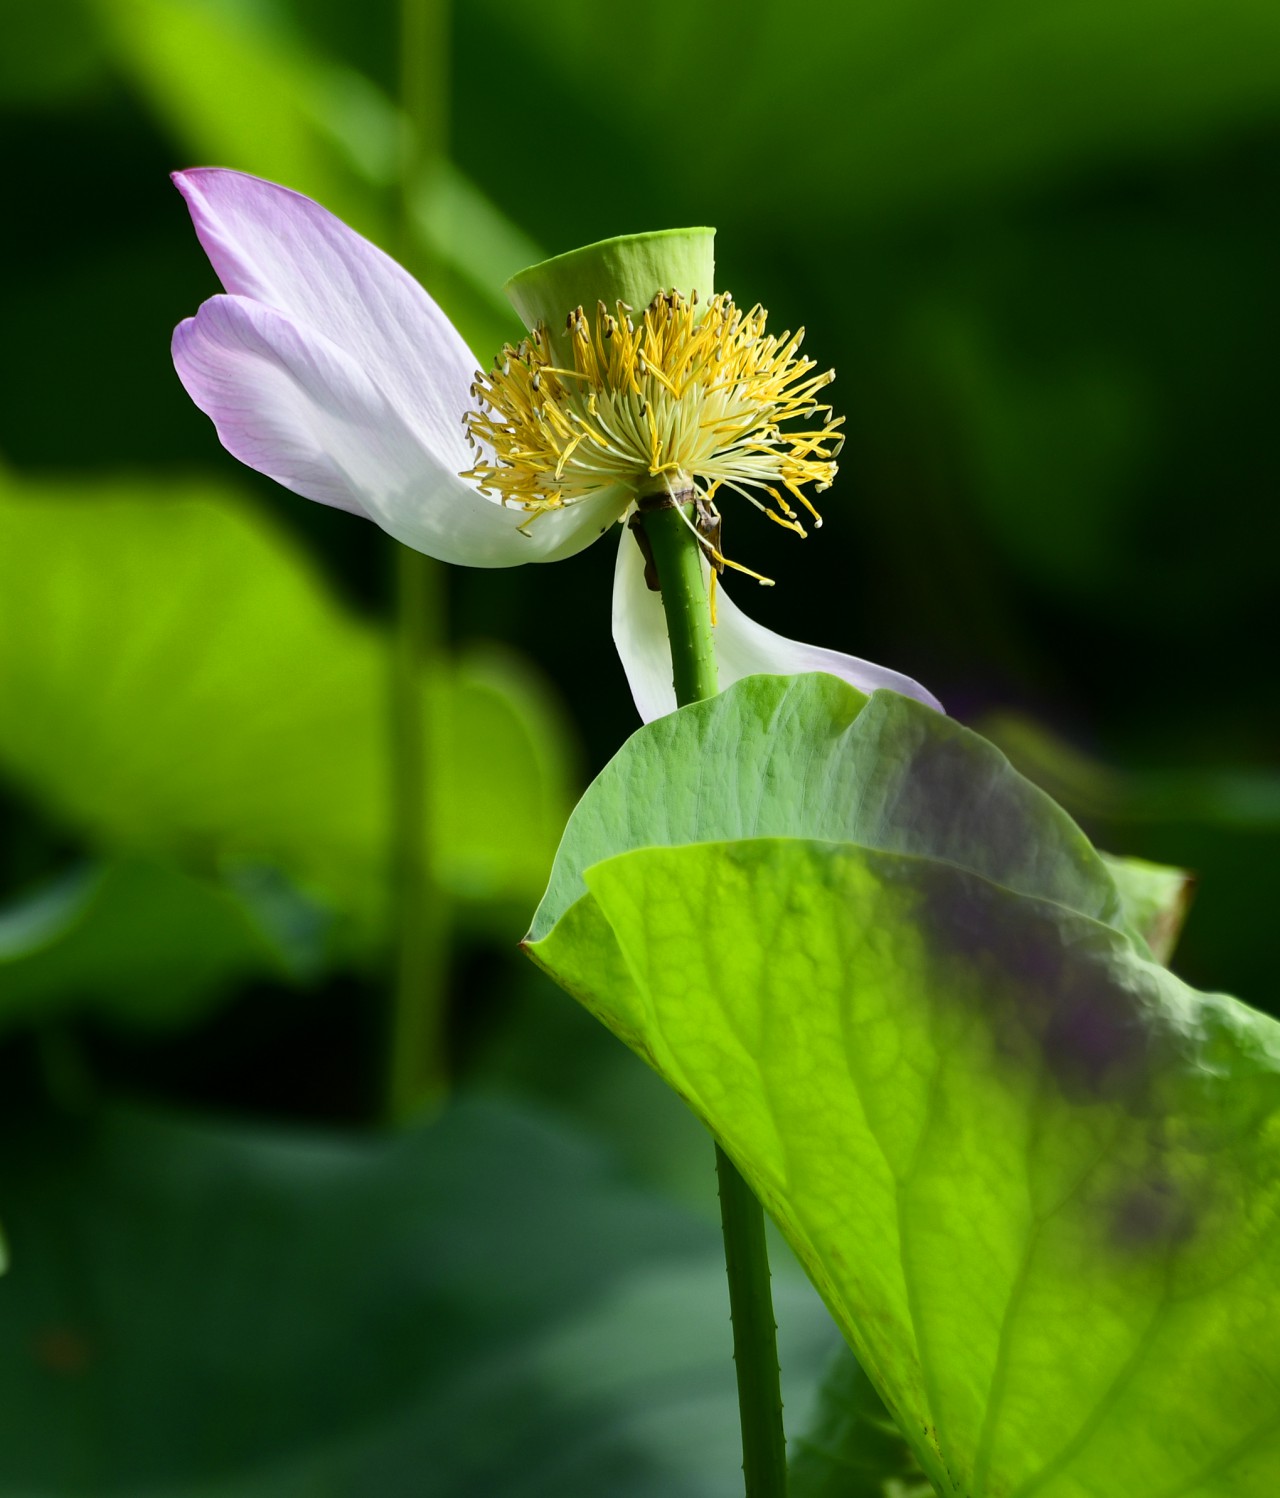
1100, 853, 1195, 966
528, 675, 1280, 1497
981, 709, 1279, 1006
0, 478, 574, 945
0, 1095, 838, 1495
531, 674, 1127, 945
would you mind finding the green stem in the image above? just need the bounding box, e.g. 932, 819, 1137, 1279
640, 498, 720, 705
399, 0, 449, 257
639, 496, 789, 1498
383, 0, 452, 1124
715, 1144, 788, 1496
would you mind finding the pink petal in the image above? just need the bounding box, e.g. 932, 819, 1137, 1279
173, 168, 474, 472
611, 526, 943, 721
174, 295, 625, 566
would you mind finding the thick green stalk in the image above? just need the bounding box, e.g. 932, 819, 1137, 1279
715, 1144, 788, 1496
639, 496, 789, 1498
384, 0, 452, 1123
640, 498, 720, 704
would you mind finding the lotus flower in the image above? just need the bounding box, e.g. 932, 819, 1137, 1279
172, 169, 939, 720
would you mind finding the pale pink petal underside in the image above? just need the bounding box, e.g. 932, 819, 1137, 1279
173, 168, 474, 471
174, 294, 626, 566
612, 525, 943, 721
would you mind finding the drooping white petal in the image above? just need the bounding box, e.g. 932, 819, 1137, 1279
174, 168, 475, 473
174, 294, 628, 567
612, 522, 683, 721
612, 525, 943, 721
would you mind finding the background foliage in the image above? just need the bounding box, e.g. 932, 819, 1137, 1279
0, 1, 1276, 1492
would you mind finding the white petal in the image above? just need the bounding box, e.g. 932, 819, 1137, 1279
174, 168, 475, 472
712, 576, 944, 713
612, 522, 684, 721
174, 295, 628, 567
612, 526, 943, 721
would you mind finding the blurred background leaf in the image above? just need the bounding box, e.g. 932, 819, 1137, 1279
0, 476, 574, 947
0, 858, 327, 1035
789, 1345, 931, 1498
0, 1093, 839, 1496
92, 0, 533, 357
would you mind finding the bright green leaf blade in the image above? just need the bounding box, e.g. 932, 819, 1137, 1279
530, 674, 1123, 943
0, 858, 327, 1033
0, 479, 573, 942
533, 838, 1280, 1497
1101, 852, 1196, 965
0, 1096, 837, 1495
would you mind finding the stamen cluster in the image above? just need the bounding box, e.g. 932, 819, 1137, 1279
462, 291, 844, 550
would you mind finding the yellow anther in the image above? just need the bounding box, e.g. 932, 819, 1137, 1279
462, 288, 842, 582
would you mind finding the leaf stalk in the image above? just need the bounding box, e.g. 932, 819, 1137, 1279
637, 496, 789, 1497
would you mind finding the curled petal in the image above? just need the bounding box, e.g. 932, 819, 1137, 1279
174, 168, 474, 472
612, 526, 943, 722
174, 295, 627, 567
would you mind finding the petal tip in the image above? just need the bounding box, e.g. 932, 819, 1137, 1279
171, 166, 294, 217
171, 166, 210, 199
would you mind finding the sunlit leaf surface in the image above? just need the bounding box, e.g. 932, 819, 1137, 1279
529, 675, 1280, 1497
530, 674, 1129, 946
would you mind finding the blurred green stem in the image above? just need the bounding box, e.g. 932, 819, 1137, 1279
384, 0, 452, 1123
639, 495, 789, 1498
387, 542, 448, 1121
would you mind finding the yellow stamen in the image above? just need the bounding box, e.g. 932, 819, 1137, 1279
462, 290, 842, 579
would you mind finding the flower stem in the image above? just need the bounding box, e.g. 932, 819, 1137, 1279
638, 497, 720, 705
639, 496, 789, 1498
383, 0, 452, 1124
715, 1142, 789, 1497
